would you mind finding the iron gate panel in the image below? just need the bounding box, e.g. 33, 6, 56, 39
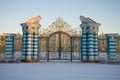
48, 31, 71, 60
72, 37, 81, 60
60, 52, 71, 60
49, 52, 59, 60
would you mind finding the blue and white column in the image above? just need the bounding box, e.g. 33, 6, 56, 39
5, 34, 15, 59
106, 34, 118, 60
80, 16, 101, 62
21, 16, 41, 62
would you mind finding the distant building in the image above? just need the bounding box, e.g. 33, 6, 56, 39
80, 16, 101, 62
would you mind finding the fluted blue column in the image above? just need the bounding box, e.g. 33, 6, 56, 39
21, 16, 41, 62
80, 16, 101, 62
5, 34, 15, 59
106, 34, 118, 60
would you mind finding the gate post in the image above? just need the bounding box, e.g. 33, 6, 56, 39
59, 32, 61, 60
46, 37, 49, 62
70, 37, 73, 62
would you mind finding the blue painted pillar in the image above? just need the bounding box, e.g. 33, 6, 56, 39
80, 16, 101, 62
106, 34, 118, 60
5, 34, 15, 59
20, 16, 41, 62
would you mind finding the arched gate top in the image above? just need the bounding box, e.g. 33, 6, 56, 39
48, 31, 71, 38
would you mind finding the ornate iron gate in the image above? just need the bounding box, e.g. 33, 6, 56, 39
48, 31, 72, 61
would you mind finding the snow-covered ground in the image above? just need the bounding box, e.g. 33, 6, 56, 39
0, 62, 120, 80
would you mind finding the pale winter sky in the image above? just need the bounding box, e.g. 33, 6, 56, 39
0, 0, 120, 34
